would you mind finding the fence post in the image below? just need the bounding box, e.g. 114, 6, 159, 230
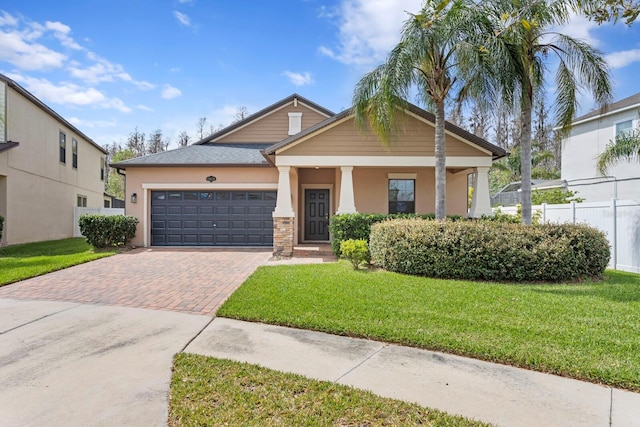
542, 203, 547, 223
571, 201, 576, 224
611, 198, 617, 270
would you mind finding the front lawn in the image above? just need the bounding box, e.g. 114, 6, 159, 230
169, 354, 489, 426
0, 238, 117, 286
218, 262, 640, 391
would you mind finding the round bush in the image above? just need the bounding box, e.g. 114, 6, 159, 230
369, 219, 610, 282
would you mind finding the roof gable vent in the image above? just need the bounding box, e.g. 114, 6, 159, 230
288, 112, 302, 135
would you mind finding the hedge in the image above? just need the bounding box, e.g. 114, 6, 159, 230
78, 214, 138, 248
329, 213, 462, 256
369, 218, 610, 282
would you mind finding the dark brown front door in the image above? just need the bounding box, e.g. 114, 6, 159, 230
304, 189, 329, 241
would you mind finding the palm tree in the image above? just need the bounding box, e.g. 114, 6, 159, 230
484, 0, 612, 224
597, 129, 640, 174
492, 145, 559, 183
352, 0, 493, 220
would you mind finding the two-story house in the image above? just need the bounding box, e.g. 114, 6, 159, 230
562, 93, 640, 202
0, 74, 108, 245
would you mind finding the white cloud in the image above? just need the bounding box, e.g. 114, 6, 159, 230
0, 11, 19, 26
606, 48, 640, 69
6, 73, 131, 112
45, 20, 83, 50
321, 0, 422, 66
68, 117, 117, 128
550, 12, 601, 48
69, 52, 155, 89
173, 11, 192, 27
136, 104, 154, 111
0, 30, 67, 70
283, 71, 314, 86
162, 84, 182, 99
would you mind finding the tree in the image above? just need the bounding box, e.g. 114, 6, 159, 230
233, 106, 249, 123
353, 0, 492, 220
126, 127, 146, 157
196, 117, 208, 140
485, 0, 612, 224
575, 0, 640, 24
597, 129, 640, 174
147, 129, 169, 154
177, 130, 191, 147
106, 147, 135, 199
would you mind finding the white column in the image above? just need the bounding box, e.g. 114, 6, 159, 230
336, 166, 357, 214
469, 167, 493, 217
273, 166, 295, 217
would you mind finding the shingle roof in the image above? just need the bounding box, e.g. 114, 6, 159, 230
194, 94, 335, 145
111, 143, 271, 168
0, 74, 107, 154
265, 102, 507, 160
573, 92, 640, 123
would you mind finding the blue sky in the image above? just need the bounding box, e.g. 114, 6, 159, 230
1, 0, 640, 149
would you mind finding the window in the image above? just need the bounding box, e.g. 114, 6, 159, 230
389, 179, 415, 214
77, 195, 87, 207
72, 139, 78, 169
100, 156, 105, 181
59, 132, 66, 164
615, 120, 633, 137
288, 112, 302, 135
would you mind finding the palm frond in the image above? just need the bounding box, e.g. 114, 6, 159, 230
597, 130, 640, 174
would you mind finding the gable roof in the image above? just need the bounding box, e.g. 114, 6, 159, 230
265, 102, 507, 160
572, 92, 640, 124
0, 74, 107, 154
194, 94, 335, 145
111, 143, 271, 168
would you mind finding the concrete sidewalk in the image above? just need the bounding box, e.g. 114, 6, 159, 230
186, 317, 640, 427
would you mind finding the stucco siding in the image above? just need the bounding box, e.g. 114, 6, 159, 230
124, 166, 279, 246
351, 167, 470, 216
215, 103, 329, 143
281, 116, 486, 157
2, 85, 106, 245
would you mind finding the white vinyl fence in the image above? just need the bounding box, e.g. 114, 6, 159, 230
74, 207, 125, 238
497, 199, 640, 273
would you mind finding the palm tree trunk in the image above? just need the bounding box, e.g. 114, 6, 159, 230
520, 82, 533, 225
435, 100, 447, 220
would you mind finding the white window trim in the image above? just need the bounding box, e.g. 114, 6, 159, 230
613, 116, 636, 139
388, 173, 417, 179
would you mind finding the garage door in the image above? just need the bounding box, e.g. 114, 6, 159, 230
151, 190, 276, 246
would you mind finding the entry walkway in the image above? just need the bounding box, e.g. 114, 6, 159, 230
186, 317, 640, 427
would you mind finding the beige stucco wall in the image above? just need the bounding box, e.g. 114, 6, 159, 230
124, 166, 279, 246
351, 167, 470, 217
215, 102, 329, 143
2, 85, 106, 245
282, 115, 487, 157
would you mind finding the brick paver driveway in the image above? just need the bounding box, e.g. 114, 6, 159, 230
0, 248, 272, 315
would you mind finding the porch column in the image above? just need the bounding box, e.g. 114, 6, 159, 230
336, 166, 357, 214
469, 166, 493, 218
273, 166, 294, 217
273, 166, 295, 257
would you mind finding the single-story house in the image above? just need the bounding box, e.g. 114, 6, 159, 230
112, 94, 506, 255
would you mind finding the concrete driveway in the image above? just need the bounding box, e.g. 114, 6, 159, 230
0, 248, 271, 426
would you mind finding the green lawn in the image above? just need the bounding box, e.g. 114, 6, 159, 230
0, 238, 117, 286
169, 354, 489, 426
218, 262, 640, 391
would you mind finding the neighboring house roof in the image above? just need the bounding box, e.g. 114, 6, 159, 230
572, 92, 640, 124
194, 93, 335, 145
0, 74, 107, 154
265, 101, 507, 160
111, 143, 272, 168
0, 141, 19, 153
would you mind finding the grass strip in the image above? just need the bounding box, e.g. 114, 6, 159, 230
0, 238, 116, 286
217, 262, 640, 391
170, 354, 489, 426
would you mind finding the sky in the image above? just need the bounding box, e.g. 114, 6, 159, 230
1, 0, 640, 149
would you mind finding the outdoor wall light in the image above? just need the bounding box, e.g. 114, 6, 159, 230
206, 175, 217, 182
131, 193, 137, 204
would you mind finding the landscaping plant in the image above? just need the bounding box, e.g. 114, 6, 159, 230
339, 239, 370, 269
78, 214, 138, 248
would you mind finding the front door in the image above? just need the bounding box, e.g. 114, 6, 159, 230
304, 189, 330, 241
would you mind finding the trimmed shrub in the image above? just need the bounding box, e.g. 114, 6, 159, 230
329, 213, 462, 256
369, 218, 610, 282
340, 239, 371, 269
79, 214, 139, 248
0, 215, 3, 241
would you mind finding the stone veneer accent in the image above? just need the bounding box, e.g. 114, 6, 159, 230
273, 216, 294, 257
